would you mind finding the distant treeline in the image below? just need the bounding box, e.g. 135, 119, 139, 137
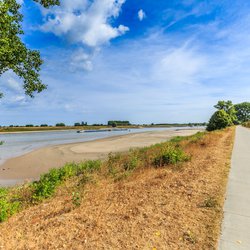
0, 121, 206, 128
108, 121, 131, 126
149, 123, 207, 127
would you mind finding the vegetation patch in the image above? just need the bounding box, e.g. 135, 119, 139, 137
152, 146, 189, 167
207, 100, 250, 131
0, 188, 20, 222
0, 134, 193, 222
243, 121, 250, 128
0, 128, 235, 250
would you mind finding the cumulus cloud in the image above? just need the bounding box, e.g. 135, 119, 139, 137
39, 0, 128, 72
40, 0, 128, 47
138, 9, 146, 21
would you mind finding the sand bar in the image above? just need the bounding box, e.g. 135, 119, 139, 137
0, 129, 202, 186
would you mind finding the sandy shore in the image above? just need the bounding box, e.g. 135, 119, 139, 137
0, 129, 201, 186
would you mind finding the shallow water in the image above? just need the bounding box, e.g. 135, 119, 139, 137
0, 127, 192, 165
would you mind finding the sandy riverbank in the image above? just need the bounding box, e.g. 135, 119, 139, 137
0, 129, 201, 186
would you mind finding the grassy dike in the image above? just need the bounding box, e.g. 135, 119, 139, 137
0, 135, 191, 222
0, 128, 235, 249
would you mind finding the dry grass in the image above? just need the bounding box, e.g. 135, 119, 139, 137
0, 128, 235, 249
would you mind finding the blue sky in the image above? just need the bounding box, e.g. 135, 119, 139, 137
1, 0, 250, 125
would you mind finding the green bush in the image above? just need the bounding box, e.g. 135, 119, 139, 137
206, 110, 233, 131
122, 155, 139, 171
243, 121, 250, 128
32, 161, 101, 201
0, 188, 20, 222
153, 146, 190, 167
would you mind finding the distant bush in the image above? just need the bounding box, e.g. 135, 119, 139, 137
74, 123, 81, 126
55, 123, 65, 127
108, 120, 131, 126
40, 124, 48, 127
207, 110, 233, 131
25, 124, 34, 127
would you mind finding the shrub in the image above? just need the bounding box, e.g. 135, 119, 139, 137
122, 155, 139, 171
153, 146, 190, 167
0, 188, 20, 222
201, 196, 218, 208
243, 121, 250, 128
32, 161, 101, 201
55, 123, 65, 127
206, 110, 233, 131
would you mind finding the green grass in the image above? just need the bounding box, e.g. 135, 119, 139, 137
32, 161, 101, 201
0, 188, 20, 222
169, 131, 206, 144
0, 131, 206, 222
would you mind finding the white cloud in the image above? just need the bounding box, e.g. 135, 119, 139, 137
16, 0, 24, 4
0, 71, 22, 93
138, 9, 146, 21
40, 0, 128, 47
39, 0, 128, 72
69, 49, 94, 72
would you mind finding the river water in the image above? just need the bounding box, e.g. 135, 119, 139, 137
0, 127, 192, 166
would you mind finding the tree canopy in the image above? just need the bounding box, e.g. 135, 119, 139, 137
214, 100, 237, 123
235, 102, 250, 123
0, 0, 59, 98
207, 100, 250, 131
206, 109, 233, 131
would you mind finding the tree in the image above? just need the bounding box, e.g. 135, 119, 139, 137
56, 123, 65, 127
213, 100, 237, 124
234, 102, 250, 123
207, 110, 233, 131
0, 0, 59, 98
